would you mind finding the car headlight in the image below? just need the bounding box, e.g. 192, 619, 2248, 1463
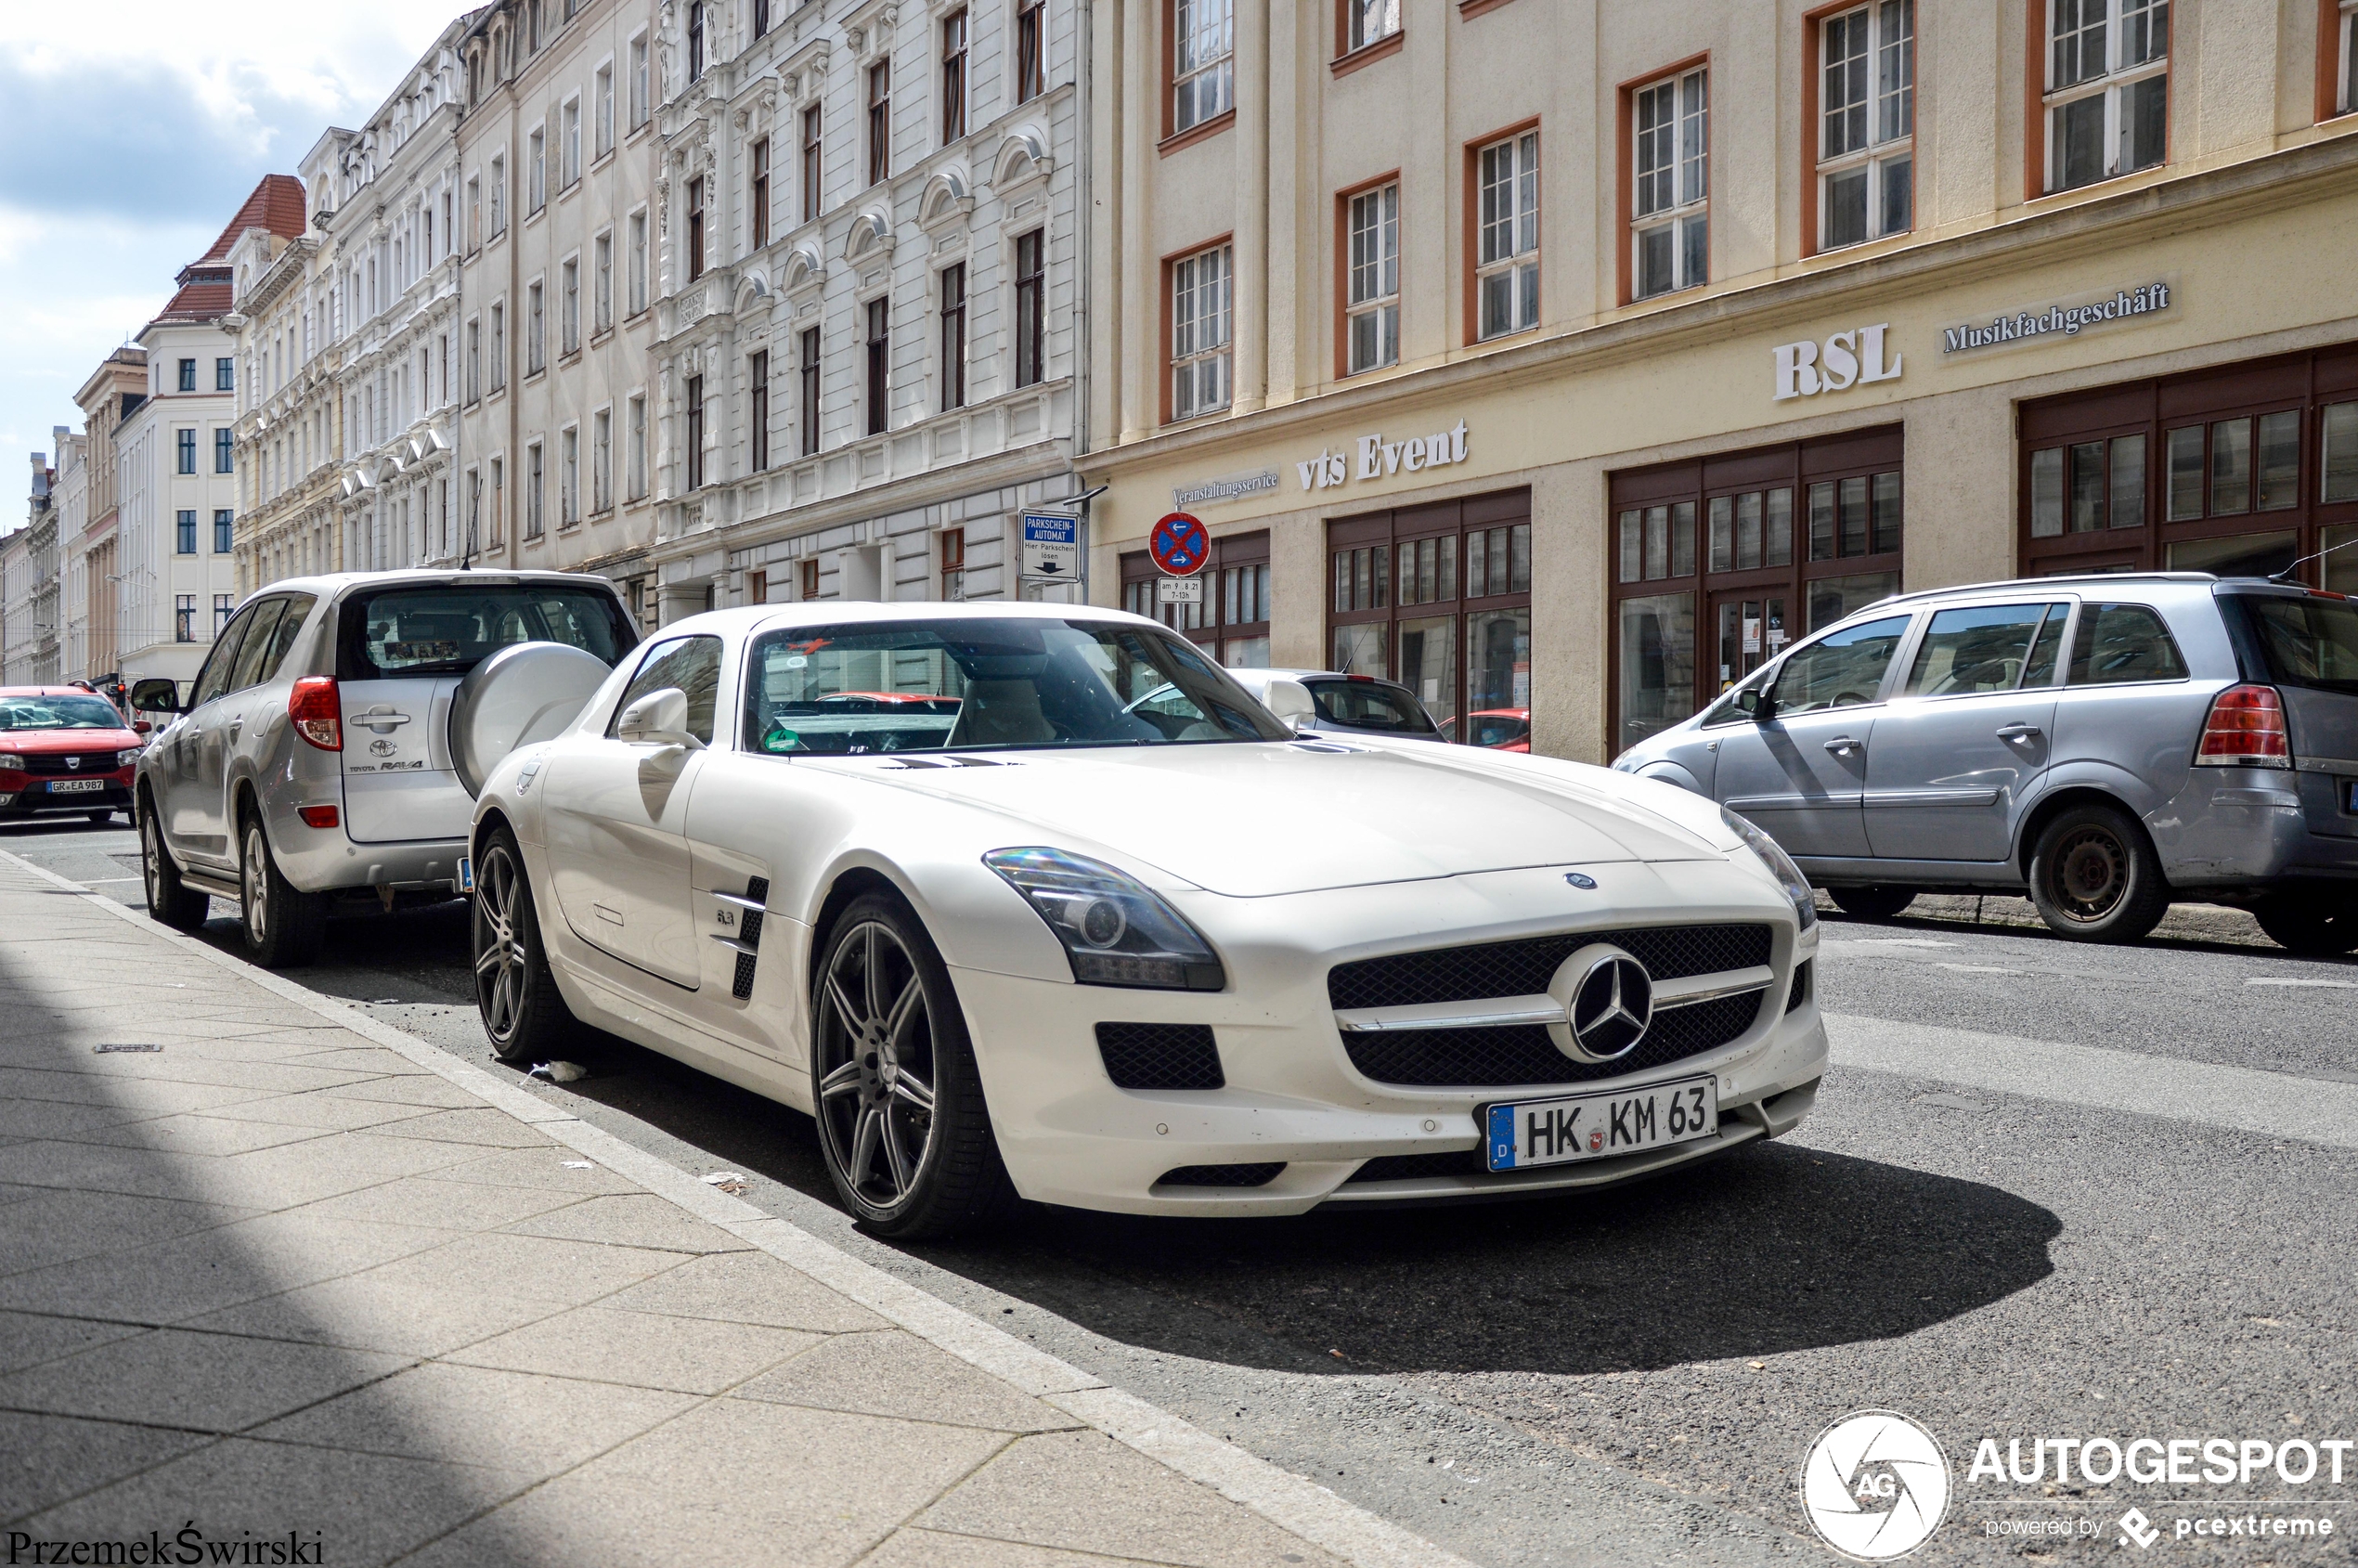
1720, 805, 1817, 933
118, 747, 143, 768
984, 847, 1226, 991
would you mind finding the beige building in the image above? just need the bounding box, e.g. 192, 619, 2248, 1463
455, 0, 667, 622
1083, 0, 2358, 761
60, 351, 147, 685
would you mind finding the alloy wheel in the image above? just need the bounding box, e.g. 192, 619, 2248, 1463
2048, 824, 2125, 923
143, 814, 164, 908
242, 823, 269, 944
473, 845, 526, 1043
814, 920, 939, 1211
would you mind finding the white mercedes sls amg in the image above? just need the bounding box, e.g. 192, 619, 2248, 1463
466, 602, 1826, 1238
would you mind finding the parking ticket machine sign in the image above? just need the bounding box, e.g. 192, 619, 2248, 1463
1150, 512, 1211, 576
1020, 512, 1079, 578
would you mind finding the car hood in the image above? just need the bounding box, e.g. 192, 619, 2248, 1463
0, 729, 138, 753
813, 740, 1728, 896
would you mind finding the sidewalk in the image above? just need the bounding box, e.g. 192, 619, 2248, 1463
0, 852, 1460, 1568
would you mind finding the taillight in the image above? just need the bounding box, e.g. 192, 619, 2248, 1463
297, 804, 340, 829
2195, 684, 2290, 768
290, 677, 342, 751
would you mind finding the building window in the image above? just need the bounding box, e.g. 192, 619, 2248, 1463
488, 456, 505, 547
751, 138, 771, 250
628, 393, 648, 499
1173, 0, 1234, 134
941, 528, 965, 600
562, 258, 580, 353
942, 11, 969, 142
1608, 429, 1903, 751
528, 125, 546, 212
172, 595, 193, 642
864, 298, 890, 435
563, 96, 580, 185
1476, 132, 1539, 340
596, 64, 615, 155
176, 510, 198, 554
686, 374, 706, 489
527, 281, 545, 373
490, 301, 507, 390
1017, 0, 1046, 102
214, 429, 234, 473
594, 231, 613, 330
490, 155, 507, 234
1343, 0, 1399, 55
686, 177, 706, 279
2340, 0, 2357, 117
1124, 530, 1272, 665
561, 426, 579, 525
176, 429, 197, 474
177, 358, 197, 392
689, 0, 707, 80
867, 61, 891, 186
1344, 182, 1399, 374
800, 558, 821, 600
214, 509, 233, 553
215, 594, 234, 634
802, 106, 824, 222
1631, 67, 1708, 301
939, 265, 967, 411
1818, 1, 1913, 250
754, 0, 771, 37
593, 408, 613, 511
800, 327, 822, 454
2022, 347, 2355, 587
750, 349, 771, 470
1170, 243, 1231, 421
628, 210, 648, 314
748, 569, 768, 607
1014, 228, 1046, 387
2043, 0, 2170, 194
215, 356, 235, 391
527, 442, 545, 537
630, 33, 650, 127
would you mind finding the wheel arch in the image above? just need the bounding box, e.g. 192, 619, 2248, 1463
2014, 784, 2145, 875
808, 864, 916, 980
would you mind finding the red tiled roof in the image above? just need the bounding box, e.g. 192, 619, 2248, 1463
149, 175, 306, 327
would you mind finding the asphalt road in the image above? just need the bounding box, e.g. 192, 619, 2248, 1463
12, 813, 2358, 1566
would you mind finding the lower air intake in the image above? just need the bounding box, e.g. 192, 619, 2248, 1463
1095, 1022, 1224, 1090
1157, 1162, 1284, 1187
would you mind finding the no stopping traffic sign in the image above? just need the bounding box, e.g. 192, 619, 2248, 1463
1149, 512, 1212, 576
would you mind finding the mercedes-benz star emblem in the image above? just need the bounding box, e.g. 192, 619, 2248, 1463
1544, 943, 1654, 1064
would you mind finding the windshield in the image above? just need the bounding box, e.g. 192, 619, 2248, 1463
1306, 680, 1437, 734
742, 619, 1289, 755
337, 584, 634, 680
0, 695, 125, 732
2233, 593, 2358, 694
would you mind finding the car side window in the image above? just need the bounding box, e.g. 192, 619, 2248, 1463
2067, 603, 2188, 686
254, 594, 317, 684
190, 606, 260, 708
608, 635, 723, 745
1771, 616, 1911, 715
227, 600, 289, 693
1902, 603, 2062, 697
2021, 602, 2071, 688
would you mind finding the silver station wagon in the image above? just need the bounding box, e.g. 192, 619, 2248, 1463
129, 570, 639, 965
1614, 573, 2358, 952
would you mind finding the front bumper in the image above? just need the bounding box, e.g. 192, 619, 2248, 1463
0, 773, 134, 814
954, 860, 1827, 1216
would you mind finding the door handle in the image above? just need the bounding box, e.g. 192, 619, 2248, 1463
1823, 735, 1863, 755
1995, 723, 2043, 741
355, 709, 412, 732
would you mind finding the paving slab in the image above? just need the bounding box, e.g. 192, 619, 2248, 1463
0, 1408, 214, 1524
445, 1303, 824, 1394
735, 1329, 1082, 1434
500, 1191, 755, 1253
0, 1327, 408, 1432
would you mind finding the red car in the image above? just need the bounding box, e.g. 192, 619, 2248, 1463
1439, 707, 1532, 752
0, 687, 144, 823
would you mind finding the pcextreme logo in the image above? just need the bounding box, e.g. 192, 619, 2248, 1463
1800, 1410, 1952, 1562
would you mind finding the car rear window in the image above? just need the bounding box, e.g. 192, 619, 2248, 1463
336, 583, 634, 680
2066, 603, 2187, 685
1306, 680, 1437, 733
2229, 593, 2358, 694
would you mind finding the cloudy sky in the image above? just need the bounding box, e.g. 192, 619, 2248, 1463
0, 0, 467, 488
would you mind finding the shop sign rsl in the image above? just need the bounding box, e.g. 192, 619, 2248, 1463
1296, 421, 1472, 491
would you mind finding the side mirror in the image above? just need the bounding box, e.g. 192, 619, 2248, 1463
128, 678, 181, 715
1261, 677, 1316, 728
133, 720, 152, 736
615, 687, 704, 750
1734, 686, 1773, 722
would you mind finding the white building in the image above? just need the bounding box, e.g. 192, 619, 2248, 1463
642, 0, 1090, 620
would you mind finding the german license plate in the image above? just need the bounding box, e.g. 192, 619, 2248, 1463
1484, 1075, 1717, 1173
457, 856, 474, 894
2346, 781, 2358, 813
46, 779, 104, 795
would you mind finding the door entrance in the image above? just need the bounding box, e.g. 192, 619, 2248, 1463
1713, 593, 1790, 695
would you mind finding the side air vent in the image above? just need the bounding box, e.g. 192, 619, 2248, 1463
1095, 1022, 1224, 1090
1157, 1162, 1283, 1187
1785, 958, 1811, 1014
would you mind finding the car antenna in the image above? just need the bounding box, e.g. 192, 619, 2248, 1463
2269, 534, 2358, 586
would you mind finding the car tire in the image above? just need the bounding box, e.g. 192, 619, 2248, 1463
140, 804, 211, 932
239, 813, 327, 967
2250, 894, 2358, 957
87, 810, 116, 824
1829, 885, 1917, 921
810, 891, 1014, 1241
471, 826, 579, 1064
2028, 802, 2170, 944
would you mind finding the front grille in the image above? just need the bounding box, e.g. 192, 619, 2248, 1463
1345, 1148, 1488, 1184
19, 753, 120, 776
1327, 924, 1773, 1011
1157, 1162, 1284, 1187
1096, 1022, 1224, 1090
1785, 959, 1812, 1013
1340, 988, 1766, 1088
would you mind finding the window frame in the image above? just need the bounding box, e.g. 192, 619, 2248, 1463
942, 10, 969, 143
595, 62, 615, 156
1471, 125, 1540, 343
2033, 0, 2170, 197
750, 349, 771, 471
940, 527, 966, 601
801, 106, 824, 223
1165, 239, 1234, 423
1014, 228, 1046, 388
1340, 0, 1401, 58
593, 229, 614, 332
176, 509, 198, 554
1017, 0, 1047, 103
799, 326, 822, 455
685, 374, 706, 491
1168, 0, 1235, 139
1326, 496, 1534, 741
867, 60, 892, 187
1623, 61, 1710, 304
864, 296, 891, 436
1338, 175, 1401, 378
751, 137, 771, 250
592, 406, 613, 512
939, 263, 968, 412
1807, 0, 1915, 255
686, 176, 706, 280
561, 255, 580, 354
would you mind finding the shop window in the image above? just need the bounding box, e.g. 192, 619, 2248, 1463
1629, 66, 1707, 301
1170, 242, 1232, 421
1609, 428, 1902, 751
2040, 0, 2169, 195
1327, 494, 1530, 742
1343, 182, 1400, 375
2021, 348, 2358, 583
1122, 530, 1269, 665
1814, 0, 1913, 252
1474, 131, 1539, 340
1173, 0, 1235, 136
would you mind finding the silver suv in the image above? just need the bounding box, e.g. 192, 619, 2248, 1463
129, 570, 639, 965
1613, 574, 2358, 952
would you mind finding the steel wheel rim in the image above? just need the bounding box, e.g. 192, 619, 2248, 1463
473, 847, 527, 1043
2051, 826, 2125, 922
813, 920, 939, 1212
242, 825, 268, 941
